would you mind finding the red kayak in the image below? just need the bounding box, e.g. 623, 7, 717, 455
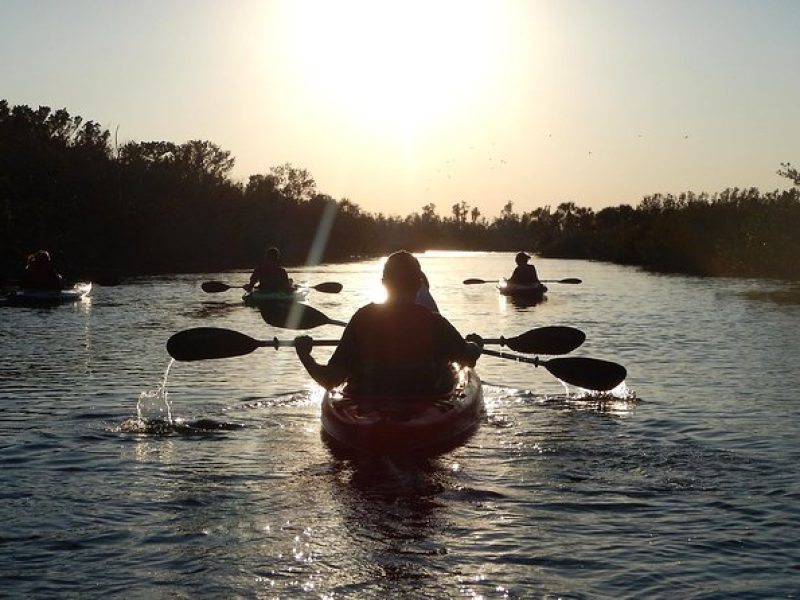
321, 367, 484, 457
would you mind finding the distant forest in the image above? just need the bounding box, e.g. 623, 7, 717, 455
2, 100, 799, 281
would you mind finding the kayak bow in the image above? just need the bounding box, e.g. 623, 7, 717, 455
321, 367, 483, 457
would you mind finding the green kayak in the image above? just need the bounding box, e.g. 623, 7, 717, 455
242, 286, 310, 306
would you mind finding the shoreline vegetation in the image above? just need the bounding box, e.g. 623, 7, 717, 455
2, 100, 799, 282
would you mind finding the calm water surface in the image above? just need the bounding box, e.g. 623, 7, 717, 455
2, 252, 799, 598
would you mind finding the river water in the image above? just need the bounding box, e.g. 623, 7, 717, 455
1, 252, 798, 598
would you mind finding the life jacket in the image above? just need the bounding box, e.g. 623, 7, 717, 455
509, 264, 539, 285
347, 303, 451, 396
22, 259, 63, 290
253, 263, 290, 292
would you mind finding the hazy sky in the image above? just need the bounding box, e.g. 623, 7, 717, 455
2, 0, 799, 218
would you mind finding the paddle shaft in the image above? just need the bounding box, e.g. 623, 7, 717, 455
464, 277, 581, 285
481, 348, 541, 365
260, 337, 339, 349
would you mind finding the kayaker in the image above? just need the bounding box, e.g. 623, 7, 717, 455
295, 250, 482, 395
21, 250, 63, 290
416, 271, 439, 313
508, 252, 540, 285
244, 246, 292, 293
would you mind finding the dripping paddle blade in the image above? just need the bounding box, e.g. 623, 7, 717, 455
313, 282, 343, 293
201, 281, 233, 293
505, 326, 586, 355
167, 327, 261, 361
545, 357, 627, 391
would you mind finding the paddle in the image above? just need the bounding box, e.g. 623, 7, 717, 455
463, 277, 582, 285
483, 326, 585, 355
167, 327, 339, 361
168, 322, 586, 363
260, 302, 347, 329
166, 327, 621, 391
260, 302, 585, 354
201, 280, 343, 294
481, 348, 626, 391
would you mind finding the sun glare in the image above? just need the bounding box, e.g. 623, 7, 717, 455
369, 256, 388, 303
281, 1, 510, 139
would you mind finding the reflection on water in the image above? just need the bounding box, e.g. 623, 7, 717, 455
499, 293, 547, 310
741, 284, 800, 306
181, 299, 241, 319
2, 253, 799, 597
117, 416, 247, 434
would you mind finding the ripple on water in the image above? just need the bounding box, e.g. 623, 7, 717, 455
115, 417, 246, 435
3, 255, 800, 598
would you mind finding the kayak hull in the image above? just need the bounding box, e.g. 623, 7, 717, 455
321, 367, 483, 457
497, 279, 547, 301
5, 283, 92, 306
242, 287, 309, 306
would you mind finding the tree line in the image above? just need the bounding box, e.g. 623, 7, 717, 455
2, 100, 798, 281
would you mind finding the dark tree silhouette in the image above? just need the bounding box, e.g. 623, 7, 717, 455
2, 99, 799, 282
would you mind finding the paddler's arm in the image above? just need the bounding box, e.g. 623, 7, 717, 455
294, 335, 348, 390
436, 314, 482, 367
244, 267, 258, 292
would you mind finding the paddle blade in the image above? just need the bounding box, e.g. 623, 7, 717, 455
505, 326, 586, 355
260, 302, 345, 329
167, 327, 261, 361
201, 281, 232, 293
463, 278, 490, 285
313, 282, 343, 293
543, 357, 627, 392
559, 278, 582, 284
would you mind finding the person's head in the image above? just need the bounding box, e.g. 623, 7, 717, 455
515, 251, 531, 266
382, 251, 422, 300
28, 250, 51, 266
265, 246, 280, 263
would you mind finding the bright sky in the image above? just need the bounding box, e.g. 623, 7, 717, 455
2, 0, 799, 217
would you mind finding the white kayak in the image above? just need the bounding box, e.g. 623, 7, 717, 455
5, 283, 92, 306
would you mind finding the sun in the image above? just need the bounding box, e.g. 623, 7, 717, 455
279, 1, 511, 139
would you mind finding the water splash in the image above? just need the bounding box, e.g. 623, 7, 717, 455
137, 359, 174, 423
115, 360, 175, 433
116, 360, 246, 434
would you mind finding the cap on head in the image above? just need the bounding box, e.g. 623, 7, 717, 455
515, 251, 531, 265
266, 247, 280, 261
382, 250, 422, 293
